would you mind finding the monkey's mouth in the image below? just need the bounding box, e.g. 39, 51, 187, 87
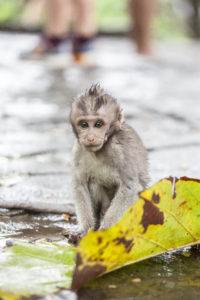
84, 143, 103, 152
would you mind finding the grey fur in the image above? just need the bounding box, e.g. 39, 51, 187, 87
70, 86, 149, 235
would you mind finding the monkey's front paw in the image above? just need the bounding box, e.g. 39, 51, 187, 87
62, 229, 85, 245
68, 232, 84, 245
99, 224, 108, 231
99, 220, 113, 231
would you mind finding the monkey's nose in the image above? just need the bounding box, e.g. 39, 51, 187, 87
87, 135, 95, 142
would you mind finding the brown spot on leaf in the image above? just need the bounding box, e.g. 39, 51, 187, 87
113, 237, 134, 253
180, 176, 200, 183
71, 252, 106, 291
97, 237, 102, 244
179, 201, 187, 207
152, 192, 160, 204
166, 176, 178, 183
140, 199, 164, 233
172, 191, 176, 199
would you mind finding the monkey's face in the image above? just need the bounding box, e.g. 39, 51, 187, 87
76, 116, 109, 152
70, 89, 122, 152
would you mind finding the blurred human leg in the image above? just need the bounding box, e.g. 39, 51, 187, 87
73, 0, 97, 37
44, 0, 72, 37
130, 0, 155, 55
21, 0, 72, 59
72, 0, 97, 60
21, 0, 97, 60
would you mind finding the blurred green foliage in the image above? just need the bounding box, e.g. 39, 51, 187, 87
0, 0, 23, 23
96, 0, 129, 31
0, 0, 188, 40
154, 3, 187, 40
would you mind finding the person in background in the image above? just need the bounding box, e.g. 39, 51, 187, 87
130, 0, 155, 55
22, 0, 97, 61
22, 0, 155, 60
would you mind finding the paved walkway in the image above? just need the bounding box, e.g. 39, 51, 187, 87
0, 32, 200, 300
0, 32, 200, 214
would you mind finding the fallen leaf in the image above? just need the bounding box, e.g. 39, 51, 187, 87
71, 176, 200, 290
131, 278, 141, 283
0, 241, 76, 300
63, 214, 71, 222
181, 251, 191, 257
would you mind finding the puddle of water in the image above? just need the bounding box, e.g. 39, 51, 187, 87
78, 247, 200, 300
0, 211, 77, 242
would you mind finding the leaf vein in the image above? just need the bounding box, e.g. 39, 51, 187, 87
166, 210, 197, 241
134, 234, 168, 250
181, 182, 200, 203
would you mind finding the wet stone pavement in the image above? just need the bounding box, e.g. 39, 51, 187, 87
0, 32, 200, 299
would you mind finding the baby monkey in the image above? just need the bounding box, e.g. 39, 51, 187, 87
69, 84, 148, 240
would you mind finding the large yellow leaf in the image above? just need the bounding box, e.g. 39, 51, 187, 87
71, 176, 200, 290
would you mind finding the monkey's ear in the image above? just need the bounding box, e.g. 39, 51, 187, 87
115, 108, 123, 131
118, 108, 123, 122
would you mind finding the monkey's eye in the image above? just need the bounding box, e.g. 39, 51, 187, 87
95, 121, 104, 128
80, 121, 89, 128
